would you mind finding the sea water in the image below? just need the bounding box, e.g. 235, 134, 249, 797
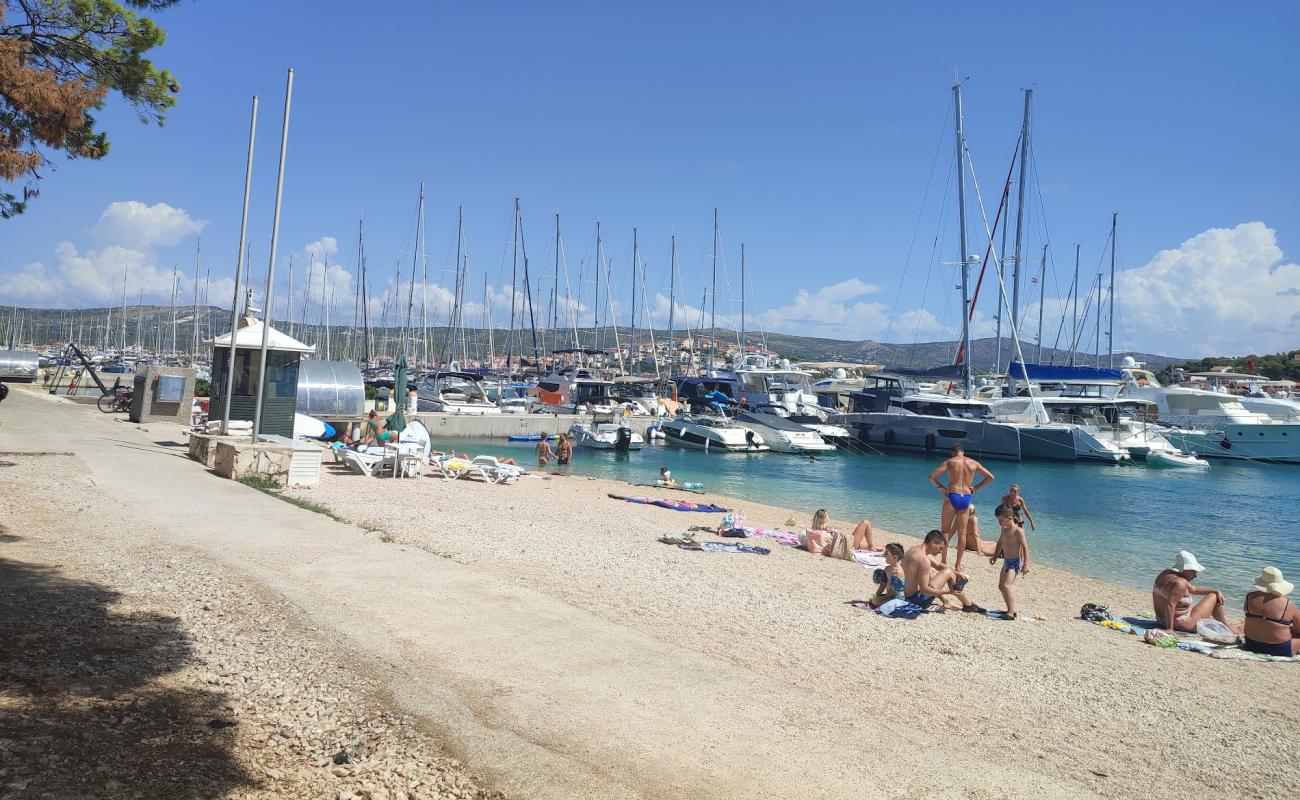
435, 436, 1299, 607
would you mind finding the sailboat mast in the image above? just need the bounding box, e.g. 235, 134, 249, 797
740, 242, 746, 353
1036, 244, 1047, 362
552, 212, 561, 361
170, 266, 179, 356
593, 219, 602, 356
1070, 243, 1080, 366
120, 264, 129, 352
1011, 88, 1033, 334
953, 81, 973, 398
1108, 212, 1117, 368
419, 195, 429, 368
668, 234, 676, 368
1094, 272, 1102, 366
710, 208, 718, 372
630, 227, 638, 373
403, 181, 424, 362
359, 219, 371, 365
191, 236, 201, 361
508, 196, 520, 376
135, 289, 144, 353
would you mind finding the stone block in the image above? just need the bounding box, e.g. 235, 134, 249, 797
130, 365, 196, 424
213, 440, 292, 486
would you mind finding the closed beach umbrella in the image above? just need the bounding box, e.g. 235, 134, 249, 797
387, 353, 408, 433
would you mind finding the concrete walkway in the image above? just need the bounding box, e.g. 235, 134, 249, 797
0, 388, 1096, 799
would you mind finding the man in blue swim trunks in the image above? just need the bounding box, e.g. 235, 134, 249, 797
902, 530, 985, 613
928, 443, 995, 567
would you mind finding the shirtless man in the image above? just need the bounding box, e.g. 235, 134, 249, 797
902, 530, 985, 613
555, 434, 573, 466
929, 444, 995, 566
1152, 551, 1237, 633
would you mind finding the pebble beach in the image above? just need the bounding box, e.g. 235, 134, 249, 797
287, 460, 1300, 799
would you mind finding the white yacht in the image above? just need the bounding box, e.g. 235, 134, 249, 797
730, 410, 835, 454
568, 420, 645, 451
732, 355, 829, 420
1120, 365, 1300, 463
660, 415, 770, 452
416, 372, 502, 415
988, 396, 1132, 463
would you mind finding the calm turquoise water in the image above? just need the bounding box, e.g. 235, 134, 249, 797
438, 436, 1300, 607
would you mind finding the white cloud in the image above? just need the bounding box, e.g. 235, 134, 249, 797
1112, 222, 1300, 355
92, 201, 206, 249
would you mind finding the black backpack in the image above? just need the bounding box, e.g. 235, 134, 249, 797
1080, 603, 1112, 622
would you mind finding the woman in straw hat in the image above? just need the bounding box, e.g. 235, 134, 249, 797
1242, 567, 1299, 657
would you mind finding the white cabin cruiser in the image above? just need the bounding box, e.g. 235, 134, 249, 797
732, 355, 829, 420
660, 414, 770, 452
1121, 367, 1300, 463
568, 420, 644, 450
731, 411, 835, 453
416, 372, 502, 415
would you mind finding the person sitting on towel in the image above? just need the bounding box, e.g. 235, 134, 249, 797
1242, 567, 1299, 656
802, 509, 878, 556
869, 543, 907, 609
902, 530, 984, 613
1152, 551, 1237, 634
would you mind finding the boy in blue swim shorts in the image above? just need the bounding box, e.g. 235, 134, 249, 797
992, 504, 1030, 620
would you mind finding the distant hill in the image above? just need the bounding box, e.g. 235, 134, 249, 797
1, 304, 1186, 371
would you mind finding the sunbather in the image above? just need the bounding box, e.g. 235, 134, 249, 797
802, 509, 878, 555
902, 531, 984, 613
1152, 551, 1236, 633
1242, 567, 1299, 656
869, 543, 907, 608
361, 411, 397, 446
948, 503, 997, 572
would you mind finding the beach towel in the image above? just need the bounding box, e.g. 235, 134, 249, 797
607, 494, 729, 513
723, 526, 802, 547
849, 598, 923, 619
677, 542, 770, 555
851, 550, 886, 568
1087, 614, 1300, 663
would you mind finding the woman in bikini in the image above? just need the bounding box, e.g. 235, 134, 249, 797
802, 509, 878, 555
1242, 567, 1299, 656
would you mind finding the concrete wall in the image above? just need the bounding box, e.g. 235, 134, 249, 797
130, 365, 196, 424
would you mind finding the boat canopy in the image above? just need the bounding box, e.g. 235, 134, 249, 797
1008, 362, 1124, 382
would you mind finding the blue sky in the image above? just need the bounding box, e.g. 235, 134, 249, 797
3, 1, 1298, 357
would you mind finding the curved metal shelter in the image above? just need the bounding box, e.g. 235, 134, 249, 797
295, 359, 365, 418
0, 349, 41, 382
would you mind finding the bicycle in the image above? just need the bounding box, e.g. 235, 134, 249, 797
98, 384, 133, 413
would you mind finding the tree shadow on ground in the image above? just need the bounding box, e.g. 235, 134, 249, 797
0, 557, 257, 799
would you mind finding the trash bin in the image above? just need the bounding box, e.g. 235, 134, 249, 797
375, 387, 389, 412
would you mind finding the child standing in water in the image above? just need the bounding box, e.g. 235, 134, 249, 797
992, 504, 1029, 620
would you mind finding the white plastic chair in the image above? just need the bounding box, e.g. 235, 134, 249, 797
340, 449, 384, 477
470, 455, 524, 484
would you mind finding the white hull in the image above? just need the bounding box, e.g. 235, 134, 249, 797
661, 418, 769, 452
569, 423, 645, 450
1163, 424, 1300, 463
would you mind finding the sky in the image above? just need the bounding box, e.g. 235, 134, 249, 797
2, 1, 1298, 359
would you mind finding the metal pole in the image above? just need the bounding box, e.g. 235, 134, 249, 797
593, 219, 602, 355
221, 95, 258, 435
668, 234, 676, 364
1108, 211, 1117, 368
1011, 88, 1032, 332
507, 196, 520, 376
1094, 273, 1102, 367
740, 242, 746, 353
250, 68, 293, 442
710, 208, 718, 372
1070, 243, 1080, 366
630, 227, 638, 372
953, 81, 973, 398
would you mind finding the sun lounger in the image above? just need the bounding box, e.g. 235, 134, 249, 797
340, 449, 385, 477
470, 455, 524, 484
429, 455, 476, 481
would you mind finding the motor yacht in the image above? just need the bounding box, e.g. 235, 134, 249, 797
660, 414, 769, 452
415, 371, 502, 415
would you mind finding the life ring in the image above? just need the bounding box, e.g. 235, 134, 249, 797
924, 433, 936, 451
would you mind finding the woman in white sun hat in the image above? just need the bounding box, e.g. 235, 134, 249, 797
1243, 567, 1299, 657
1152, 551, 1236, 634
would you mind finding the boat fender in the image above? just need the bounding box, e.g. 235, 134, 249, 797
883, 428, 895, 446
924, 432, 936, 451
1219, 438, 1231, 449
